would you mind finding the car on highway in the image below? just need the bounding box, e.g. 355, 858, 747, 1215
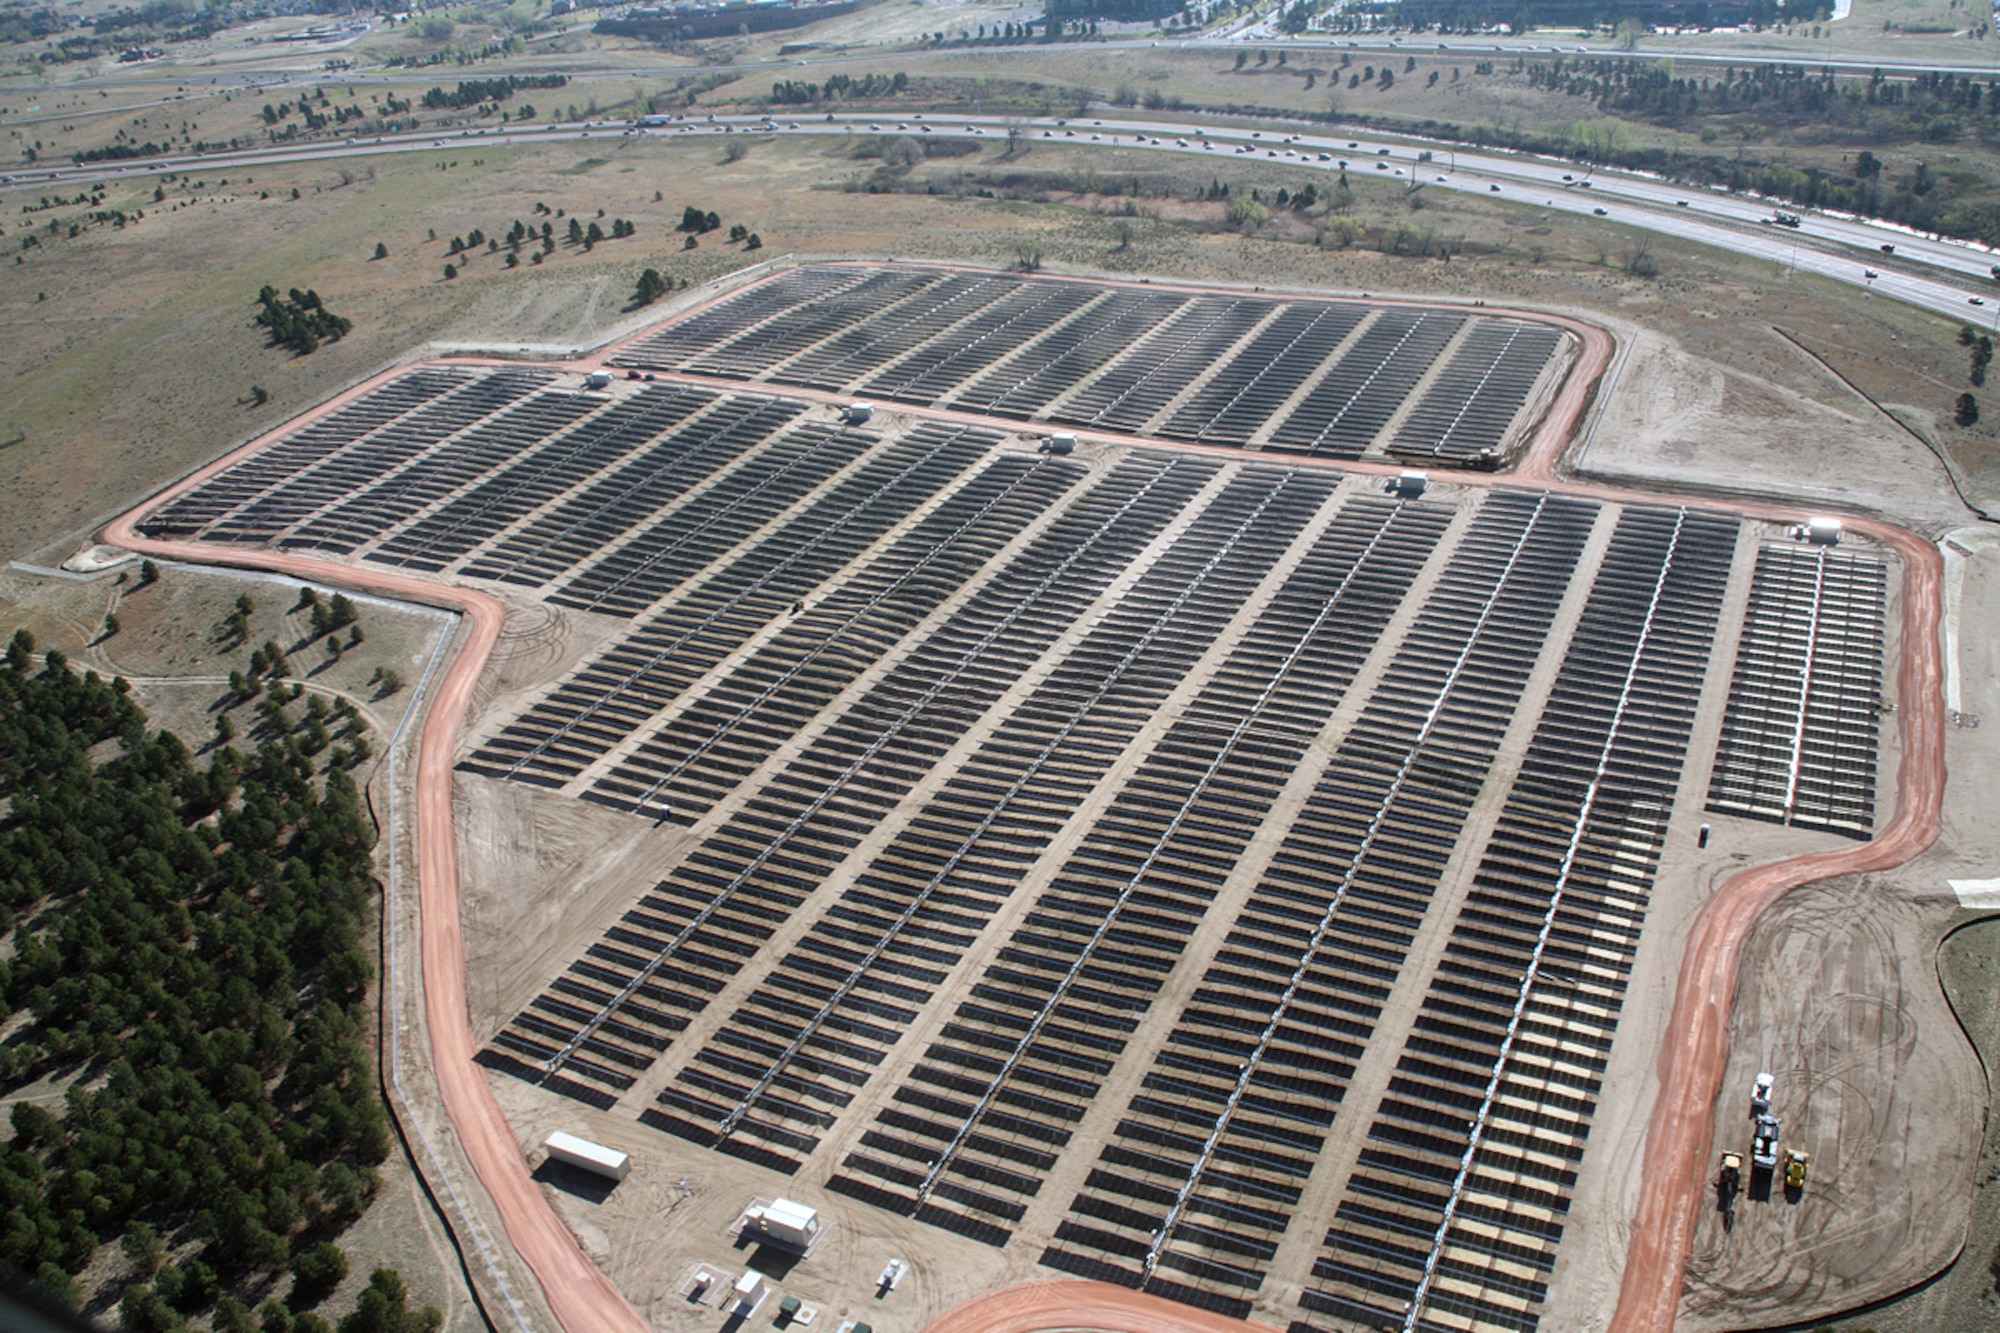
1972, 298, 1987, 306
1489, 183, 1500, 192
1594, 207, 1608, 215
1864, 269, 1878, 279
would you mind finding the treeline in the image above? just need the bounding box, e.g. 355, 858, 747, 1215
768, 70, 910, 105
255, 287, 352, 356
0, 630, 392, 1317
1529, 58, 2000, 132
72, 136, 249, 164
1512, 59, 2000, 243
419, 74, 567, 111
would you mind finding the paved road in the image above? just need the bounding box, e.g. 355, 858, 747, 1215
8, 107, 1996, 328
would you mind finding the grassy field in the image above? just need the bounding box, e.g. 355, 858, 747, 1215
4, 128, 1998, 570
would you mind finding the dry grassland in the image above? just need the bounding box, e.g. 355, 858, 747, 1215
3, 130, 1995, 574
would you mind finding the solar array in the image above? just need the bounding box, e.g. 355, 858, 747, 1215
127, 266, 1895, 1333
1705, 543, 1886, 837
611, 265, 1568, 462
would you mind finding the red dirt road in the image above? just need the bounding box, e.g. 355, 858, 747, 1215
100, 537, 652, 1326
1606, 518, 1946, 1333
919, 1279, 1285, 1333
91, 265, 1946, 1333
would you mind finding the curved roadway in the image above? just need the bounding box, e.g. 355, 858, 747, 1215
7, 104, 2000, 325
96, 265, 1947, 1333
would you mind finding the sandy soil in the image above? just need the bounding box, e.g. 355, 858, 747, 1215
1578, 328, 1974, 529
0, 559, 448, 748
1679, 869, 1984, 1326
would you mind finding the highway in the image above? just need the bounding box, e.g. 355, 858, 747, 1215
8, 106, 1998, 328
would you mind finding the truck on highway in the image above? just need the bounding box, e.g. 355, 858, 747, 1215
1752, 1113, 1780, 1170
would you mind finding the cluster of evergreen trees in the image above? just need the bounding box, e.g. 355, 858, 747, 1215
0, 628, 403, 1324
1512, 59, 2000, 245
418, 74, 567, 111
254, 288, 352, 357
767, 70, 910, 105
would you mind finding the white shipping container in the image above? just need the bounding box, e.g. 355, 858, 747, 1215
543, 1130, 631, 1182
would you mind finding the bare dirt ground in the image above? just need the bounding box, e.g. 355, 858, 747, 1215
0, 560, 447, 750
1578, 327, 1974, 529
1757, 528, 2000, 1333
1678, 869, 1984, 1328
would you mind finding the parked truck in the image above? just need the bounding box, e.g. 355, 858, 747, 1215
1750, 1071, 1773, 1116
1752, 1114, 1781, 1170
1717, 1152, 1742, 1230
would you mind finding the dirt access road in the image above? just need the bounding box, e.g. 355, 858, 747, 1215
97, 263, 1946, 1333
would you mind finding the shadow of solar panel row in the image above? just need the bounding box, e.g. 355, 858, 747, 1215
1160, 301, 1367, 446
829, 492, 1572, 1254
584, 451, 1086, 820
199, 370, 554, 546
894, 491, 1455, 1268
138, 367, 475, 538
277, 389, 606, 556
947, 289, 1194, 421
461, 396, 823, 596
461, 423, 1003, 790
1058, 296, 1277, 436
858, 281, 1107, 407
678, 269, 952, 381
1038, 492, 1598, 1314
1388, 323, 1566, 463
658, 466, 1342, 1173
608, 265, 875, 372
365, 383, 721, 572
766, 273, 1031, 395
1301, 505, 1737, 1333
476, 455, 1220, 1103
1262, 312, 1465, 460
1706, 544, 1884, 838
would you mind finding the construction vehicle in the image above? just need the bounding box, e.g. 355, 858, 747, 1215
1752, 1113, 1780, 1170
1718, 1152, 1742, 1230
1751, 1072, 1773, 1116
1784, 1148, 1811, 1191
